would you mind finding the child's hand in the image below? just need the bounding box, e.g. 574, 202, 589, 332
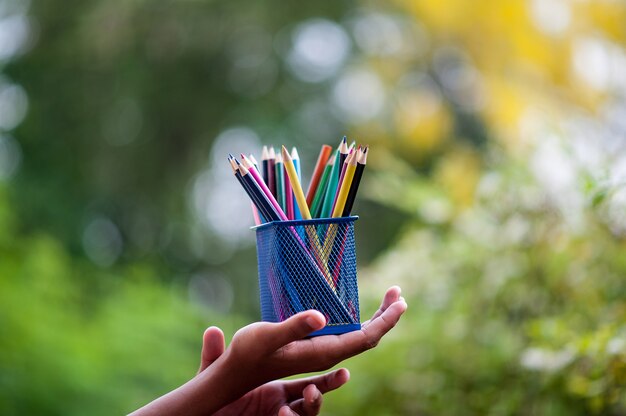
130, 286, 406, 415
209, 286, 407, 406
199, 328, 350, 415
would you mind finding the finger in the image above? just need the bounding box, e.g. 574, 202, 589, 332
282, 368, 350, 399
347, 300, 407, 353
278, 405, 298, 416
260, 310, 326, 352
197, 326, 225, 374
290, 384, 323, 416
364, 286, 402, 326
282, 300, 407, 369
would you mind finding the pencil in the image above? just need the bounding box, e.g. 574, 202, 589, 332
229, 156, 271, 222
281, 146, 312, 219
239, 162, 281, 221
305, 144, 332, 206
282, 146, 331, 283
331, 150, 355, 215
229, 156, 262, 223
240, 154, 287, 220
275, 152, 286, 210
291, 147, 302, 220
261, 146, 270, 188
310, 154, 334, 218
268, 146, 276, 198
319, 146, 342, 218
284, 163, 294, 220
332, 149, 358, 217
338, 136, 349, 172
249, 154, 259, 170
342, 145, 368, 216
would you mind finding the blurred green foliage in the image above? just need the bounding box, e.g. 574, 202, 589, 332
1, 0, 626, 415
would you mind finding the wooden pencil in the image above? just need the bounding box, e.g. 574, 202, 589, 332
310, 154, 334, 218
281, 146, 312, 219
239, 162, 280, 221
342, 145, 367, 216
338, 137, 349, 172
331, 150, 356, 215
274, 152, 286, 211
268, 146, 276, 198
305, 144, 332, 206
229, 156, 271, 222
332, 149, 358, 217
261, 146, 270, 188
291, 147, 302, 220
320, 146, 342, 218
240, 154, 288, 221
249, 154, 259, 170
284, 163, 294, 219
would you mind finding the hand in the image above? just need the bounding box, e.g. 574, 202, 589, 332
210, 286, 407, 405
130, 286, 407, 415
198, 327, 350, 415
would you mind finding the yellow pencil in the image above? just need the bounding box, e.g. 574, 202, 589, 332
331, 151, 357, 218
281, 145, 312, 219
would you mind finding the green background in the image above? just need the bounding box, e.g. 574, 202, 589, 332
1, 0, 626, 414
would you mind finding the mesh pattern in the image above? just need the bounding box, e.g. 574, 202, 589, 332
255, 216, 360, 336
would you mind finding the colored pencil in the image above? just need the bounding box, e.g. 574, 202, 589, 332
268, 146, 276, 198
249, 154, 259, 170
342, 145, 367, 217
239, 162, 280, 221
285, 164, 294, 219
338, 137, 349, 172
240, 154, 287, 221
310, 154, 334, 218
291, 147, 302, 220
282, 146, 332, 284
229, 156, 262, 223
331, 150, 355, 215
319, 146, 342, 218
275, 152, 286, 210
305, 144, 332, 206
332, 150, 357, 217
229, 156, 271, 222
281, 146, 312, 219
261, 146, 270, 188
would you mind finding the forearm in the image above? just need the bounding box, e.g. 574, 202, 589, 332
129, 355, 242, 416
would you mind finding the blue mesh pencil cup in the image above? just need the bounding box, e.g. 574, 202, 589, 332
254, 216, 361, 336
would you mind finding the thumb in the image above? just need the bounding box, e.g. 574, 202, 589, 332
197, 326, 225, 374
262, 310, 326, 352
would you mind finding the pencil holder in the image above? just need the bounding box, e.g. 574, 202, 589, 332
254, 216, 361, 336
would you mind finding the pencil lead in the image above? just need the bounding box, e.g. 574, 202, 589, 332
291, 147, 299, 160
261, 145, 269, 160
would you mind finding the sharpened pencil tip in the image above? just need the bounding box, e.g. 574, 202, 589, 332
228, 153, 234, 159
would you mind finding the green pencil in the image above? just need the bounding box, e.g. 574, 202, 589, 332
275, 152, 286, 211
319, 148, 342, 218
310, 154, 335, 218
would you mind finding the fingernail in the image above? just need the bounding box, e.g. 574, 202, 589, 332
306, 314, 324, 329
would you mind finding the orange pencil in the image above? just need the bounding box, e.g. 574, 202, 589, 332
305, 145, 332, 206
